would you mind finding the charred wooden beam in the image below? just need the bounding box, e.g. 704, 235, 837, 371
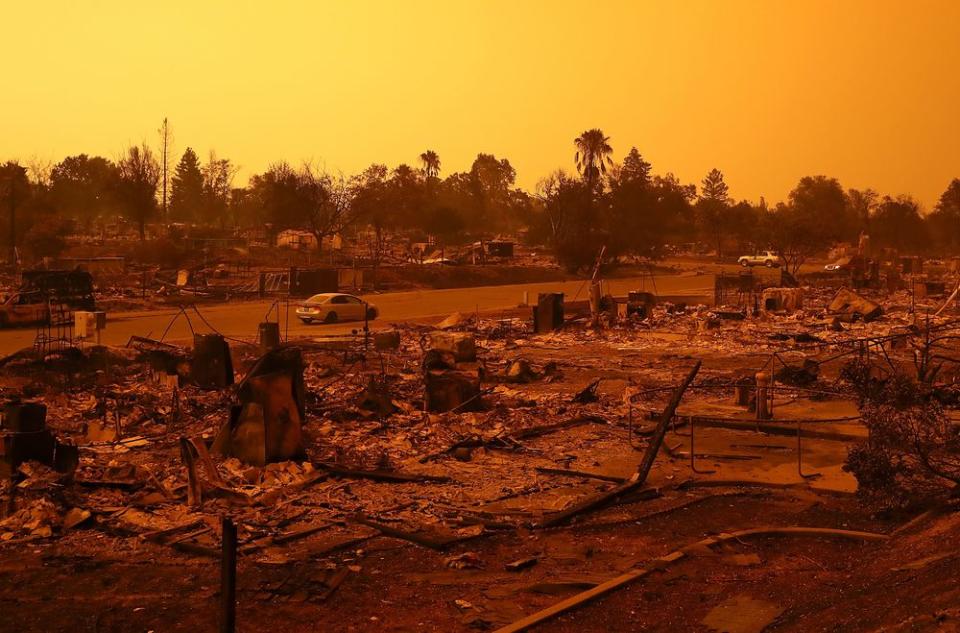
540, 361, 701, 528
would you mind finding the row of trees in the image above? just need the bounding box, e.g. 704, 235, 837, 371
0, 140, 238, 259
46, 144, 238, 238
2, 121, 959, 269
535, 128, 960, 272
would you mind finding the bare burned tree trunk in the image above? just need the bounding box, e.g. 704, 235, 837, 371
158, 118, 173, 223
300, 165, 352, 258
7, 176, 15, 265
117, 144, 161, 242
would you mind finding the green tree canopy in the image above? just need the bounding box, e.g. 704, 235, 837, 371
49, 154, 119, 228
927, 179, 960, 252
574, 128, 613, 190
170, 147, 204, 222
696, 168, 731, 255
419, 150, 441, 179
871, 195, 928, 252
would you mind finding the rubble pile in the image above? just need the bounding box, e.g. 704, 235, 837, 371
1, 279, 959, 631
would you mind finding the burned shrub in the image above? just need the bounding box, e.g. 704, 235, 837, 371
839, 359, 919, 408
846, 401, 960, 510
775, 358, 820, 388
843, 363, 960, 510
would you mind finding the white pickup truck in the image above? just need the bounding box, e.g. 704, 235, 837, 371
737, 251, 780, 268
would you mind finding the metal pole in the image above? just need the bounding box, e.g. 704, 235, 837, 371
220, 517, 237, 633
363, 301, 369, 351
8, 173, 16, 266
690, 415, 715, 474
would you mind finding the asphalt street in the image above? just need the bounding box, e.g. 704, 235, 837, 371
0, 272, 722, 355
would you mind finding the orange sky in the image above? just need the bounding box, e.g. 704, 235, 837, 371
3, 0, 959, 207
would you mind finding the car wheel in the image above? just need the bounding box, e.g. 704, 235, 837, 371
366, 307, 378, 319
740, 261, 749, 267
324, 311, 338, 324
299, 317, 312, 324
765, 260, 774, 267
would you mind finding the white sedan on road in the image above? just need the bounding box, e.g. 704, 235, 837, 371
737, 251, 780, 268
296, 293, 378, 324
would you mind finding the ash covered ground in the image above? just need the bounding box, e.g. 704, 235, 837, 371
2, 282, 960, 633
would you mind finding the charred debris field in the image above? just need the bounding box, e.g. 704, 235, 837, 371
2, 281, 960, 633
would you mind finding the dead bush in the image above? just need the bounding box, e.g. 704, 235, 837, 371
846, 400, 960, 510
839, 359, 919, 408
843, 360, 960, 510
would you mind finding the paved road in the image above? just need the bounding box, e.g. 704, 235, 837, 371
0, 272, 722, 355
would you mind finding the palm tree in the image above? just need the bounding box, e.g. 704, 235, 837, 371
574, 129, 613, 188
419, 150, 441, 179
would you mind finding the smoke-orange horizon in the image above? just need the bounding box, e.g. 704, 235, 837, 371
2, 0, 958, 206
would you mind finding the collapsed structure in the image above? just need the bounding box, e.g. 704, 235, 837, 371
1, 253, 960, 631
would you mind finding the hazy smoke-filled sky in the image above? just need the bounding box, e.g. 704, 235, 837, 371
3, 0, 959, 206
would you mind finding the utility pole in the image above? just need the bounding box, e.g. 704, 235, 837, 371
6, 172, 16, 266
159, 118, 172, 222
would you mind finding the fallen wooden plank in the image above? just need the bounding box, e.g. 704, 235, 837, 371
273, 522, 333, 545
138, 464, 176, 500
612, 488, 663, 506
493, 525, 888, 633
540, 361, 701, 528
319, 464, 451, 483
304, 535, 375, 559
635, 361, 702, 482
352, 514, 452, 550
138, 519, 204, 542
74, 479, 142, 490
179, 437, 202, 507
422, 415, 606, 462
165, 525, 212, 545
539, 479, 649, 529
318, 567, 351, 601
236, 522, 342, 556
449, 513, 516, 531
506, 557, 540, 572
535, 467, 627, 483
188, 436, 224, 485
510, 415, 606, 441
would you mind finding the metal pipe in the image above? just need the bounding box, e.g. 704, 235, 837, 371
220, 517, 237, 633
